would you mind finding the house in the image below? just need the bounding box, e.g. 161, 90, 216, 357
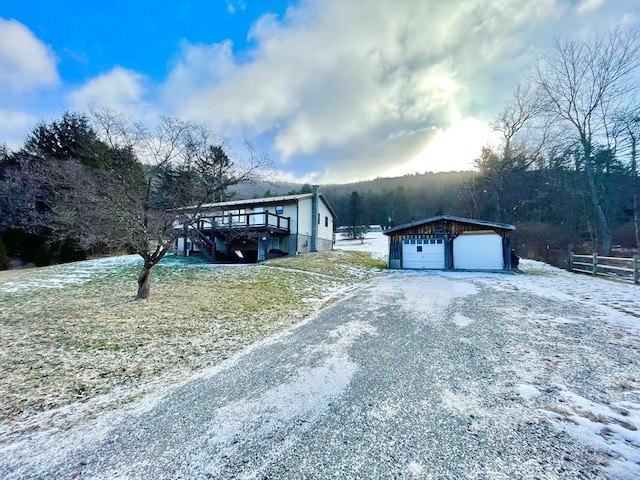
384, 215, 516, 271
175, 186, 337, 262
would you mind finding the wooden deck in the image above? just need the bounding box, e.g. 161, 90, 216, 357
195, 212, 290, 235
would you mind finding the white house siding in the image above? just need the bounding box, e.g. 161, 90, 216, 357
281, 203, 299, 235
317, 199, 335, 243
295, 196, 334, 253
297, 197, 313, 253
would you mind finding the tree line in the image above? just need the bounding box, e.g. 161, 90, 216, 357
0, 108, 267, 298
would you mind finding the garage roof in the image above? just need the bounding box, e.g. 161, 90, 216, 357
384, 215, 515, 235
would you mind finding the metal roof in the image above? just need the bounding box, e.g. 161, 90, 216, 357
384, 214, 515, 235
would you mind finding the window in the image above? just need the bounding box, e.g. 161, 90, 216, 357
436, 239, 443, 244
411, 239, 416, 244
325, 216, 329, 227
417, 245, 423, 252
275, 205, 284, 215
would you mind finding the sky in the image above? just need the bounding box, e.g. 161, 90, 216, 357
1, 0, 639, 184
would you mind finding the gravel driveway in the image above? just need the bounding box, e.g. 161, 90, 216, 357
2, 269, 639, 479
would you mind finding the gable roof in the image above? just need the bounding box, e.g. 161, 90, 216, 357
180, 193, 338, 220
384, 214, 515, 235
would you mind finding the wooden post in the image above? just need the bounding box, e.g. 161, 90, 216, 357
568, 244, 573, 271
592, 252, 598, 276
634, 255, 639, 285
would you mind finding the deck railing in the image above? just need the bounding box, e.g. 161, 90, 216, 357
196, 212, 290, 233
568, 252, 640, 285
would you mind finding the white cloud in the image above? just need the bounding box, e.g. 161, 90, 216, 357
0, 109, 37, 149
576, 0, 605, 14
225, 0, 246, 14
0, 18, 59, 93
3, 0, 626, 184
162, 0, 571, 179
68, 66, 150, 119
394, 115, 502, 176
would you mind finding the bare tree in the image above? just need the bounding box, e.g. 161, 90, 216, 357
482, 83, 548, 221
88, 108, 268, 299
533, 29, 640, 254
491, 83, 545, 161
614, 105, 640, 248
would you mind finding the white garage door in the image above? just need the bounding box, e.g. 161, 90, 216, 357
402, 238, 445, 269
453, 233, 503, 270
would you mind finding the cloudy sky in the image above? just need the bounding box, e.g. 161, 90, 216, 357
1, 0, 638, 183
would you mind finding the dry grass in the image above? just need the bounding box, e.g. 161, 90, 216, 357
266, 250, 386, 276
0, 251, 381, 435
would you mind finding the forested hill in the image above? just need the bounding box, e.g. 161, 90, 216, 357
232, 170, 475, 229
321, 171, 475, 227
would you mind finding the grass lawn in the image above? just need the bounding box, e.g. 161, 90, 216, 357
0, 250, 385, 437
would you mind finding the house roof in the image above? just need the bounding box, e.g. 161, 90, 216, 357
179, 192, 338, 220
384, 215, 515, 235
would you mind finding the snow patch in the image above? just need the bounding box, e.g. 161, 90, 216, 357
542, 386, 640, 478
512, 259, 640, 336
452, 312, 474, 327
367, 402, 398, 422
407, 460, 425, 475
517, 384, 541, 400
187, 320, 377, 477
382, 273, 478, 317
334, 232, 388, 261
1, 255, 141, 293
441, 388, 488, 417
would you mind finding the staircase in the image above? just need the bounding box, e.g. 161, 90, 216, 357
187, 227, 217, 263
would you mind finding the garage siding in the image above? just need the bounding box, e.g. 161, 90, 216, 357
385, 215, 514, 271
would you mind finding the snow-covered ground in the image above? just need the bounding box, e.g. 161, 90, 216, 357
336, 232, 640, 477
336, 231, 640, 333
334, 231, 389, 261
1, 233, 639, 477
0, 255, 142, 294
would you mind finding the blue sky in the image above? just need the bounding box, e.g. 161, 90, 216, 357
1, 1, 288, 83
1, 0, 639, 183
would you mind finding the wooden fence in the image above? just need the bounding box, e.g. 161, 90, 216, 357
568, 252, 640, 284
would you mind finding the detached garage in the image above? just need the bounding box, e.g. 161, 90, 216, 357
385, 215, 515, 271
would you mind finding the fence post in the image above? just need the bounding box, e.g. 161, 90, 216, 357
634, 255, 639, 285
568, 244, 573, 271
592, 252, 598, 276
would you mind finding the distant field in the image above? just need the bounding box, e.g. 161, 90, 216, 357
0, 250, 384, 438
